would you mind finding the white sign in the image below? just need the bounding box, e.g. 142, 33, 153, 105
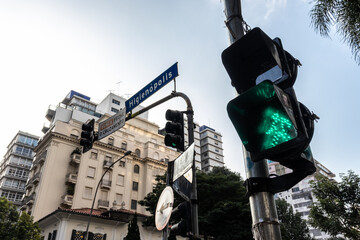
173, 143, 195, 182
98, 108, 126, 140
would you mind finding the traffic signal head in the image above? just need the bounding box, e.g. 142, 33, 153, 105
80, 119, 95, 153
164, 110, 184, 151
171, 201, 191, 237
227, 80, 308, 161
222, 27, 299, 94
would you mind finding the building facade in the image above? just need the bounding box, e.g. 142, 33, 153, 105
268, 160, 335, 240
0, 131, 39, 208
21, 91, 181, 239
199, 125, 224, 172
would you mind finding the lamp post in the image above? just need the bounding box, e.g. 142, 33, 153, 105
85, 150, 132, 240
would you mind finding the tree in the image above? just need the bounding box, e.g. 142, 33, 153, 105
275, 199, 313, 240
309, 0, 360, 65
0, 197, 41, 240
308, 170, 360, 239
139, 167, 253, 239
124, 213, 141, 240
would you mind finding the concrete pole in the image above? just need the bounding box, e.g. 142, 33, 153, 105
223, 1, 282, 239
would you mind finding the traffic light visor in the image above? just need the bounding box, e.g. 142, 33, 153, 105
227, 80, 298, 155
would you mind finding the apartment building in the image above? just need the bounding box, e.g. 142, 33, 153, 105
0, 131, 39, 208
21, 90, 180, 239
199, 125, 224, 172
268, 159, 335, 240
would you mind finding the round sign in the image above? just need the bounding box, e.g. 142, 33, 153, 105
155, 186, 174, 231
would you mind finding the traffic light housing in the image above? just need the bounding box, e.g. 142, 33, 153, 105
164, 110, 184, 152
223, 27, 318, 170
171, 201, 192, 237
80, 119, 96, 153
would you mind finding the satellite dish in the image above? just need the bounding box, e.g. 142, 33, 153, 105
155, 186, 174, 231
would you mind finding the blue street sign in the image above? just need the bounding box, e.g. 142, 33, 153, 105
125, 62, 179, 113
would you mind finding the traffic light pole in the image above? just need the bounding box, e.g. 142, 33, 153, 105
126, 91, 199, 239
223, 1, 282, 239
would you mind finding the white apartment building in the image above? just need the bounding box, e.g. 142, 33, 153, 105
21, 90, 181, 239
0, 131, 39, 208
199, 125, 224, 172
268, 159, 335, 240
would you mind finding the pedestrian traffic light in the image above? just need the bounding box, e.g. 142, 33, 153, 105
221, 27, 299, 94
171, 201, 191, 237
164, 110, 184, 152
80, 119, 96, 153
227, 80, 309, 161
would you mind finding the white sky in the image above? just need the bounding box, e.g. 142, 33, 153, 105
1, 0, 359, 180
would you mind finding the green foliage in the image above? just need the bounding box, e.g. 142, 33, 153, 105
124, 213, 141, 240
0, 197, 41, 240
308, 170, 360, 240
197, 167, 252, 240
139, 167, 252, 239
275, 199, 313, 240
310, 0, 360, 64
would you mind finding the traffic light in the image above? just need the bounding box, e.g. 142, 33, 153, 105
223, 27, 318, 166
171, 201, 191, 237
164, 110, 184, 152
80, 119, 96, 153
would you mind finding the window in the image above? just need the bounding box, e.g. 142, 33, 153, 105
87, 167, 96, 178
134, 165, 140, 174
105, 156, 112, 162
90, 152, 98, 159
215, 148, 220, 153
116, 194, 123, 205
131, 200, 137, 210
121, 141, 127, 150
119, 160, 126, 167
292, 187, 300, 193
132, 181, 139, 191
112, 99, 120, 105
111, 107, 119, 113
84, 187, 92, 199
108, 137, 114, 146
135, 149, 141, 158
214, 134, 218, 139
117, 175, 124, 186
203, 153, 208, 157
153, 152, 159, 160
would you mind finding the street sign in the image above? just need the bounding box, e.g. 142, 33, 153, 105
125, 62, 179, 113
173, 143, 195, 182
98, 108, 126, 140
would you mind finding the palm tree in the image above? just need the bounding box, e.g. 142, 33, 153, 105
310, 0, 360, 64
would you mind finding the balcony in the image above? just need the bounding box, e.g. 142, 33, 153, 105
23, 192, 35, 206
98, 199, 109, 209
66, 173, 78, 184
33, 151, 47, 166
62, 194, 73, 206
45, 105, 56, 121
100, 179, 112, 189
28, 172, 40, 184
103, 160, 114, 169
70, 153, 81, 164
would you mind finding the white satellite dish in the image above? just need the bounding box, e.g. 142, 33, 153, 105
155, 186, 174, 231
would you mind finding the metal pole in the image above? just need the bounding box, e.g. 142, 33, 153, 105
223, 1, 282, 239
85, 150, 132, 240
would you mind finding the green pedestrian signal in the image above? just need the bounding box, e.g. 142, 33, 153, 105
227, 80, 306, 161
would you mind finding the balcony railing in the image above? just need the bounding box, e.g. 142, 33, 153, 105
23, 192, 35, 205
70, 153, 81, 164
66, 173, 78, 184
62, 194, 73, 206
100, 179, 112, 189
98, 199, 109, 209
103, 160, 114, 169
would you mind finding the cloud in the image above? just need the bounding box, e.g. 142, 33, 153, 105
264, 0, 287, 19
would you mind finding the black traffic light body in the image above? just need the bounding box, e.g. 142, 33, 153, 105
171, 201, 192, 237
80, 119, 96, 153
222, 27, 318, 181
164, 110, 185, 152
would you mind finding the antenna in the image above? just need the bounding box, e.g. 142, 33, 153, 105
116, 81, 122, 96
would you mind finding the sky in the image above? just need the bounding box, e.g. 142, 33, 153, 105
0, 0, 359, 180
